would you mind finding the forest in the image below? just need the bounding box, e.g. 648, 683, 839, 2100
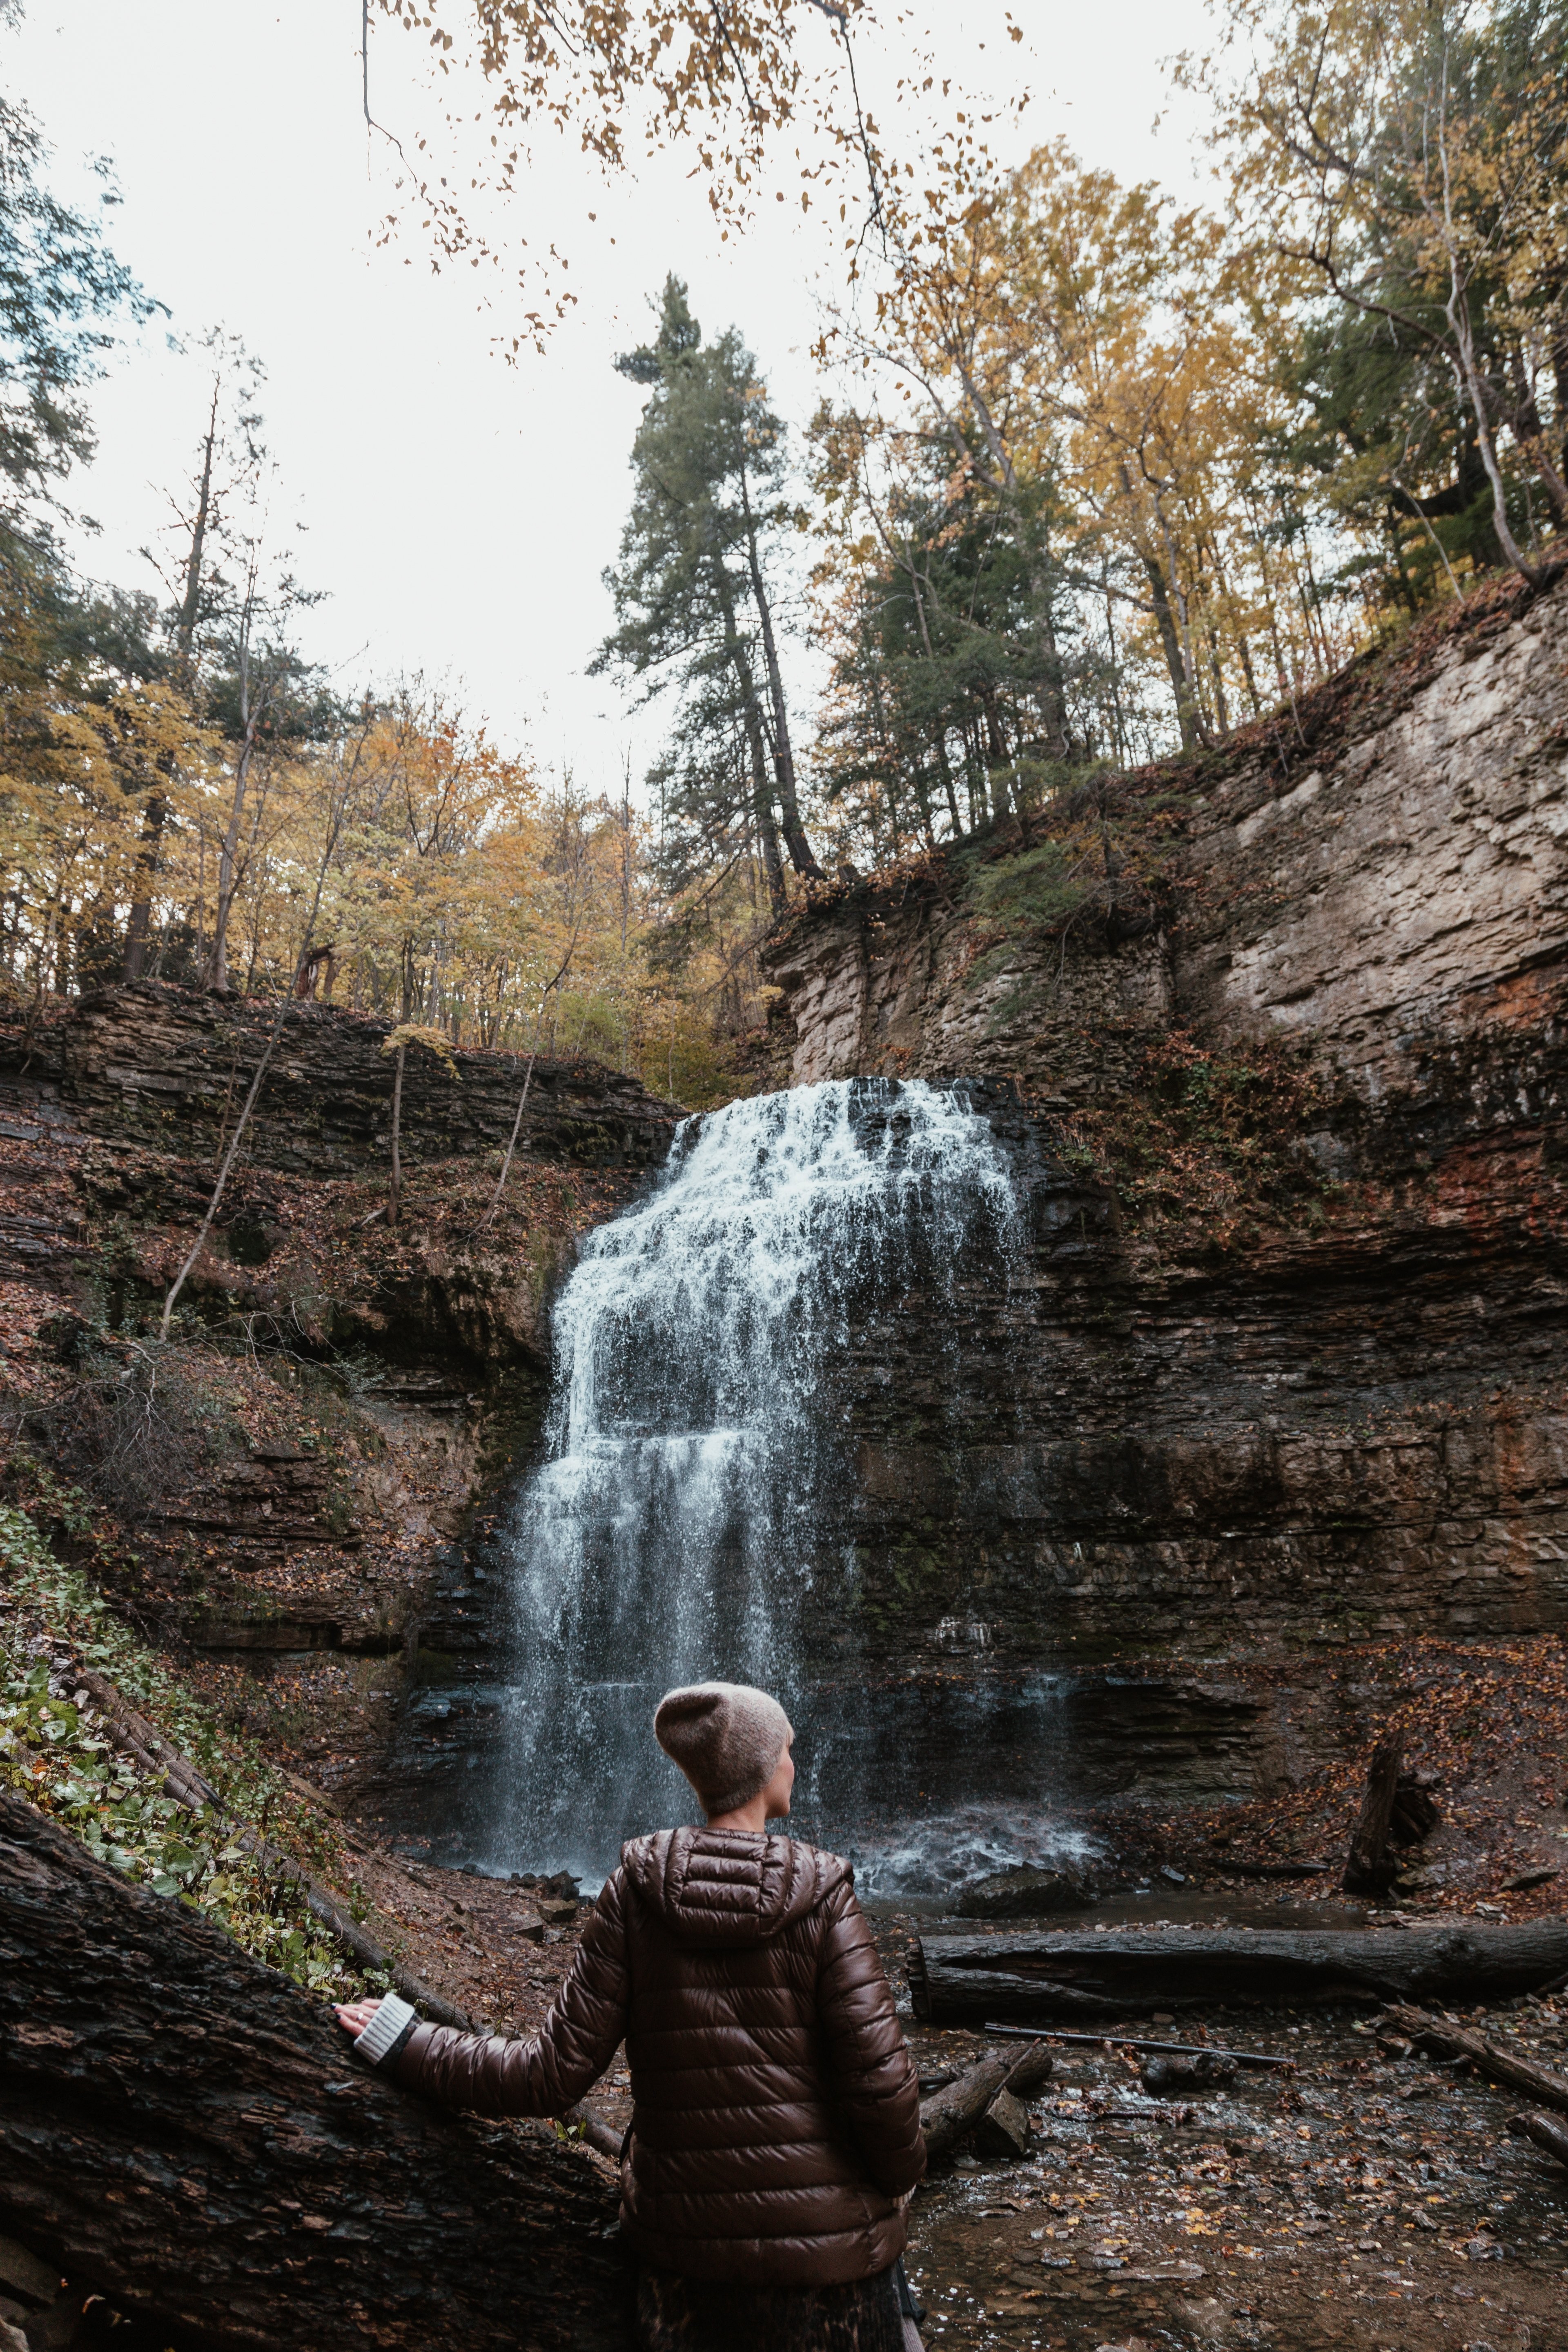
4, 7, 1568, 2350
2, 0, 1564, 1103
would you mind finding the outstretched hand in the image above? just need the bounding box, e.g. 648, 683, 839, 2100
335, 1997, 383, 2040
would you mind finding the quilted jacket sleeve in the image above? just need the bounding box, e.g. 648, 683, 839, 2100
376, 1869, 630, 2120
814, 1878, 927, 2197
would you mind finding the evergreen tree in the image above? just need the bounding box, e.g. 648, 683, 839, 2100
593, 276, 821, 916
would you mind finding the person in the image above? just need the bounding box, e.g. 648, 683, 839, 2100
336, 1680, 927, 2352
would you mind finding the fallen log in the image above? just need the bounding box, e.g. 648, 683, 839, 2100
1508, 2110, 1568, 2171
1383, 2004, 1568, 2118
73, 1664, 628, 2158
908, 1920, 1568, 2025
0, 1791, 624, 2351
918, 2040, 1053, 2160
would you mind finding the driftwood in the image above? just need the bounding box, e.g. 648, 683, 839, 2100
918, 2040, 1053, 2160
1384, 2003, 1568, 2118
1508, 2110, 1568, 2170
1343, 1737, 1403, 1894
909, 1920, 1568, 2024
0, 1792, 624, 2351
972, 2088, 1031, 2158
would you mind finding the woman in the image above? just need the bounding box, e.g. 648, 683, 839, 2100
337, 1680, 927, 2351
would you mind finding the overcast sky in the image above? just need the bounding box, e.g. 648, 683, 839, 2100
10, 0, 1214, 794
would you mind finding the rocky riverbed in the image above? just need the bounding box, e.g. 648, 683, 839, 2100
312, 1847, 1568, 2352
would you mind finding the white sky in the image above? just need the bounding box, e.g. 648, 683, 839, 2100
9, 0, 1216, 795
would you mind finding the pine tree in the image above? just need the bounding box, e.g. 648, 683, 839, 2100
593, 276, 820, 915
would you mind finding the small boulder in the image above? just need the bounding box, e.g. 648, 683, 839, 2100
954, 1863, 1096, 1919
1139, 2052, 1236, 2098
971, 2088, 1031, 2160
0, 2240, 59, 2309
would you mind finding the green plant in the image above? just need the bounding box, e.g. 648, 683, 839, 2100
0, 1506, 374, 2001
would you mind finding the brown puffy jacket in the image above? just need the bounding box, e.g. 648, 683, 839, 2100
383, 1825, 925, 2284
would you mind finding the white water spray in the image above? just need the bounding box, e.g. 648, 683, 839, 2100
487, 1079, 1025, 1880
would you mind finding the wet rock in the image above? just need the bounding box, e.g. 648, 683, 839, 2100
971, 2089, 1030, 2160
0, 2239, 59, 2307
954, 1863, 1096, 1919
1139, 2052, 1237, 2097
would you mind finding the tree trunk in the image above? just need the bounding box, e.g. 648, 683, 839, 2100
1385, 2005, 1568, 2117
919, 2042, 1054, 2160
208, 737, 255, 994
127, 383, 221, 984
1446, 282, 1540, 586
1140, 552, 1198, 752
388, 1039, 406, 1225
1508, 2110, 1568, 2171
1021, 555, 1069, 762
1343, 1737, 1402, 1894
0, 1793, 624, 2352
907, 1922, 1568, 2025
737, 473, 822, 878
120, 791, 169, 982
715, 566, 788, 916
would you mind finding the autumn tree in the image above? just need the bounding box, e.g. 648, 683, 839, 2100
1194, 0, 1568, 586
0, 94, 198, 1000
368, 0, 915, 340
125, 338, 336, 990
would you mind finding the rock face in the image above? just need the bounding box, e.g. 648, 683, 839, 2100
0, 990, 683, 1806
763, 572, 1568, 1115
758, 570, 1568, 1798
45, 982, 677, 1177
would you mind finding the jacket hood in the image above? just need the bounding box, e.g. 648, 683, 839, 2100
621, 1824, 849, 1946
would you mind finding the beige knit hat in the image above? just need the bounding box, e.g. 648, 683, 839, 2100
653, 1681, 793, 1817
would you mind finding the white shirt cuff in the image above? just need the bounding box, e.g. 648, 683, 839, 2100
356, 1992, 417, 2067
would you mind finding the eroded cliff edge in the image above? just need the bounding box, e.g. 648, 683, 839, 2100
761, 569, 1568, 1739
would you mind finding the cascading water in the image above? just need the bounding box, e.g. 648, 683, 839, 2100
480, 1077, 1072, 1891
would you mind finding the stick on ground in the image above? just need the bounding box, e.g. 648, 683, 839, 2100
984, 2020, 1294, 2069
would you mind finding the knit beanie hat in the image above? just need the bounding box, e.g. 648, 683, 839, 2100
654, 1681, 793, 1817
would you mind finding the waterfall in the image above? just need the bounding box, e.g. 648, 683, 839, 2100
484, 1078, 1026, 1883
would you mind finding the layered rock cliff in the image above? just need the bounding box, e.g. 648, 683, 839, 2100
761, 568, 1568, 1764
0, 990, 679, 1802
